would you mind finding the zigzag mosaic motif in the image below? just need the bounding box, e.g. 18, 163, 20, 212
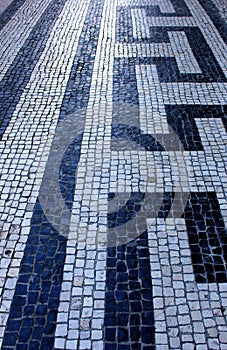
0, 0, 227, 349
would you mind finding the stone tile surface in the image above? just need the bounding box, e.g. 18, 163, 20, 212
0, 0, 227, 349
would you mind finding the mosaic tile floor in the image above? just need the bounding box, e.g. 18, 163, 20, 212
0, 0, 227, 349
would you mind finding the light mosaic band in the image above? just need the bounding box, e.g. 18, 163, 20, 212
54, 0, 117, 348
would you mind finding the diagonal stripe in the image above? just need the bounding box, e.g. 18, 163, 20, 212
0, 0, 15, 15
197, 0, 227, 44
185, 0, 227, 78
0, 0, 52, 82
0, 0, 68, 139
0, 0, 26, 29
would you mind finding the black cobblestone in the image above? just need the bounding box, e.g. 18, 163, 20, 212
184, 192, 227, 283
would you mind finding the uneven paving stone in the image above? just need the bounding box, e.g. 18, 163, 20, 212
0, 0, 227, 349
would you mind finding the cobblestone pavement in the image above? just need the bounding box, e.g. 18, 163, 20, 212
0, 0, 227, 349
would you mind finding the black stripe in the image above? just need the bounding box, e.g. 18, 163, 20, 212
184, 192, 227, 283
105, 193, 156, 350
0, 0, 26, 31
105, 233, 155, 350
165, 105, 204, 151
198, 0, 227, 44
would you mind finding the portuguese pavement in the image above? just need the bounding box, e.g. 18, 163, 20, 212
0, 0, 227, 349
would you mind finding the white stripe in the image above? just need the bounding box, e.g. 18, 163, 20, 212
212, 0, 227, 22
55, 0, 117, 348
118, 0, 175, 12
136, 65, 170, 134
131, 8, 151, 39
168, 31, 202, 74
107, 148, 225, 193
161, 82, 227, 104
147, 16, 196, 27
0, 0, 91, 345
0, 0, 52, 81
115, 43, 174, 58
